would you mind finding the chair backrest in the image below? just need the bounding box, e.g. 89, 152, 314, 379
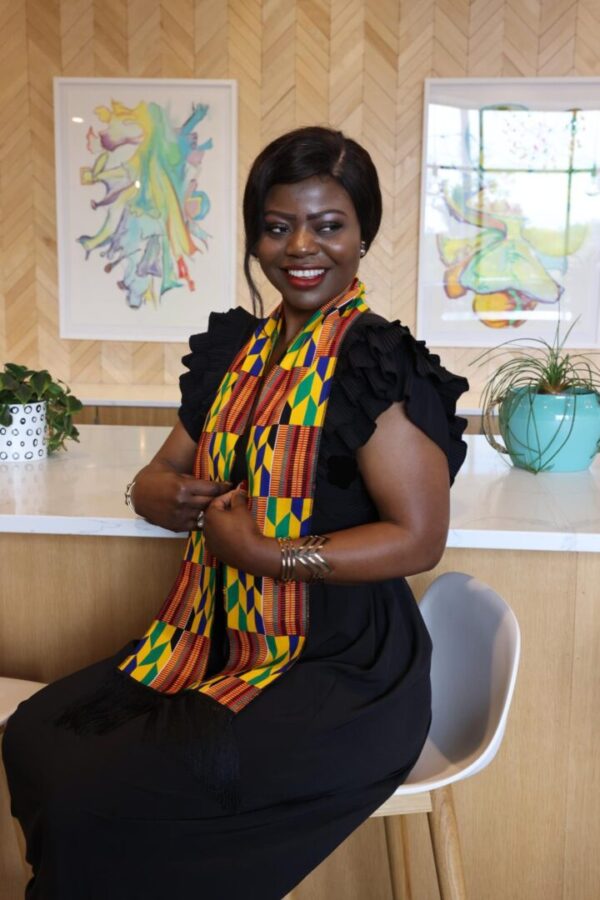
417, 572, 520, 782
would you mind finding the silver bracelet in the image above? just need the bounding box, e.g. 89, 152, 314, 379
277, 535, 332, 582
124, 479, 137, 512
278, 537, 295, 582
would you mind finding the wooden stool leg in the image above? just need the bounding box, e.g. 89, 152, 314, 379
427, 786, 467, 900
384, 815, 413, 900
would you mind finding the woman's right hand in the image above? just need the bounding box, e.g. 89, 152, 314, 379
126, 420, 232, 533
132, 468, 232, 533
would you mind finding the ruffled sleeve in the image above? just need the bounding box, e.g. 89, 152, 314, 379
325, 313, 469, 484
178, 307, 259, 443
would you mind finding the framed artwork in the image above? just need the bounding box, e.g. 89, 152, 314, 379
417, 78, 600, 347
54, 77, 237, 342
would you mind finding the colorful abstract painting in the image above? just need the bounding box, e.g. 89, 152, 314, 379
55, 79, 237, 342
418, 79, 600, 347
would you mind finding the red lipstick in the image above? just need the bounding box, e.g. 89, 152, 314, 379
284, 268, 326, 290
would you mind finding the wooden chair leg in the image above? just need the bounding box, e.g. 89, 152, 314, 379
384, 815, 413, 900
427, 786, 467, 900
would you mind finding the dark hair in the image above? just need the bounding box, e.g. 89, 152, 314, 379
243, 126, 382, 314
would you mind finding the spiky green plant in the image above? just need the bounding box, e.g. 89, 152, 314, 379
472, 321, 600, 471
0, 363, 83, 454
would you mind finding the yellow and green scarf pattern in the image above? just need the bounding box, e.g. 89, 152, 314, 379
119, 280, 369, 713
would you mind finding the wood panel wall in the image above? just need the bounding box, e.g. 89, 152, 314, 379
1, 0, 599, 395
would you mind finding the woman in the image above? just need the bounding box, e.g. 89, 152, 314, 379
3, 127, 468, 899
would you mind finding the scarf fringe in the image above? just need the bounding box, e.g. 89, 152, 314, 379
53, 670, 240, 811
54, 668, 157, 734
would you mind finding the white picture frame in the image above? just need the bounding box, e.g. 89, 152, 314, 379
54, 77, 237, 342
417, 77, 600, 347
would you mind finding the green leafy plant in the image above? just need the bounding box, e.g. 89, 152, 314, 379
0, 363, 83, 454
472, 321, 600, 471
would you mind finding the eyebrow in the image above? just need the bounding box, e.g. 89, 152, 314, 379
263, 208, 348, 220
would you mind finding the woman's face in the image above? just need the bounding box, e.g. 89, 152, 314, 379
255, 175, 362, 326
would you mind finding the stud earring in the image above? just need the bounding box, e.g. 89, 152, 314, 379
360, 241, 367, 258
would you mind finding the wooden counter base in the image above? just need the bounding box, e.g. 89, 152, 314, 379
1, 537, 599, 899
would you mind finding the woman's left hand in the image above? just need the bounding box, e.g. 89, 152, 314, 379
203, 485, 264, 570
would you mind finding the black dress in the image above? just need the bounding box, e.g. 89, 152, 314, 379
2, 308, 468, 900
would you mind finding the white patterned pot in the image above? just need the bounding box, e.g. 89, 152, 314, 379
0, 402, 47, 462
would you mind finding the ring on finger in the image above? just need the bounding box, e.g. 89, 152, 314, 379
196, 511, 205, 529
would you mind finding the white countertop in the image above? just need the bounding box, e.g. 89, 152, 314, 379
69, 383, 483, 417
0, 426, 178, 540
71, 383, 181, 408
1, 426, 599, 551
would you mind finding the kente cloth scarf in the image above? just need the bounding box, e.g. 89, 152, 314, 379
118, 279, 369, 713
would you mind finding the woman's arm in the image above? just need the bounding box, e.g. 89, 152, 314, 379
129, 420, 232, 533
203, 402, 450, 582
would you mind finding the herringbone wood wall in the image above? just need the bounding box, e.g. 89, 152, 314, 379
1, 0, 599, 394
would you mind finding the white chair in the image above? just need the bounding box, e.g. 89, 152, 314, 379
373, 572, 521, 900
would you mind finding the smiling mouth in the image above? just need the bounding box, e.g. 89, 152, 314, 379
285, 268, 326, 278
283, 268, 328, 290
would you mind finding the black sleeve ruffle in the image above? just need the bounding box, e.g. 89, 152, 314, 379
178, 307, 259, 443
324, 313, 469, 484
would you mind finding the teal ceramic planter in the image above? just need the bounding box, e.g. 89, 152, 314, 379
499, 389, 600, 472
